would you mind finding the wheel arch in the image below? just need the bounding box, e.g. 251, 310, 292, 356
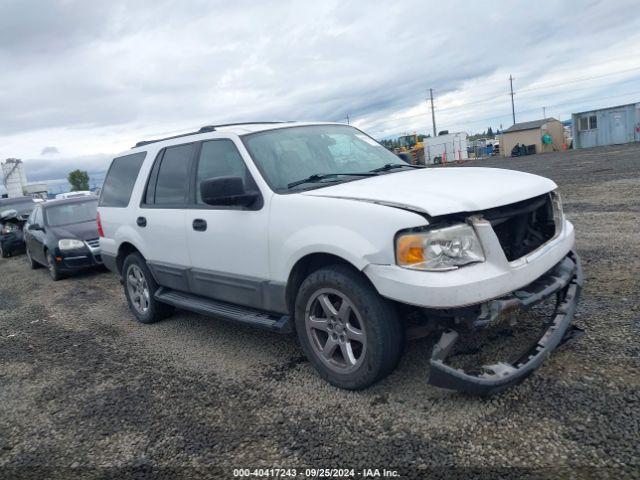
116, 241, 143, 276
284, 252, 375, 316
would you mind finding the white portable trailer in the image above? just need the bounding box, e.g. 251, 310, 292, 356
423, 132, 469, 164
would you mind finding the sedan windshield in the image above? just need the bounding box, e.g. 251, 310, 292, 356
243, 125, 409, 191
45, 200, 98, 227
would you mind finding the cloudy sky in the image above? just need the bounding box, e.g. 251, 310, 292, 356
1, 0, 640, 188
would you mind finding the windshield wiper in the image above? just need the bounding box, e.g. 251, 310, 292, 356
287, 173, 376, 189
369, 163, 425, 173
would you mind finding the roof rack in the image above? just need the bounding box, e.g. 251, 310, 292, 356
133, 122, 289, 148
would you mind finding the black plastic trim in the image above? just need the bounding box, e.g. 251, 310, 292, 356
427, 251, 584, 395
147, 261, 288, 314
155, 287, 292, 333
147, 261, 190, 292
102, 252, 118, 274
133, 122, 289, 148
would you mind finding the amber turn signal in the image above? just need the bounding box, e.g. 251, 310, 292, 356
396, 234, 425, 266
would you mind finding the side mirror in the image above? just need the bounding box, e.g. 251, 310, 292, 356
28, 223, 43, 231
200, 176, 258, 207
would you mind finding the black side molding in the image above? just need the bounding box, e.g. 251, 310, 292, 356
154, 287, 293, 334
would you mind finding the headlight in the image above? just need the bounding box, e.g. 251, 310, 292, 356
396, 224, 485, 271
58, 239, 85, 250
1, 224, 15, 235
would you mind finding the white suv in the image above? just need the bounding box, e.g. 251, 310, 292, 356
98, 122, 582, 394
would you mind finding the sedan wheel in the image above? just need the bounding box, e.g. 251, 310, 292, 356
46, 252, 62, 281
26, 246, 39, 269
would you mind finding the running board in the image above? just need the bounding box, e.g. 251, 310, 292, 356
154, 287, 292, 333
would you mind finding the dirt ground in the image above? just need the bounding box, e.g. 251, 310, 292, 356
1, 143, 639, 479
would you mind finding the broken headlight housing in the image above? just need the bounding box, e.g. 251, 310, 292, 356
396, 224, 485, 271
1, 223, 16, 235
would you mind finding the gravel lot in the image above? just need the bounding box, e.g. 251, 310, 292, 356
1, 143, 639, 479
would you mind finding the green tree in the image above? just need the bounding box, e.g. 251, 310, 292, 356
487, 126, 494, 138
67, 169, 89, 191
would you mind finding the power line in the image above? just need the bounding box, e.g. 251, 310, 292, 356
516, 65, 640, 94
358, 64, 640, 128
368, 88, 640, 137
448, 89, 640, 128
360, 71, 640, 135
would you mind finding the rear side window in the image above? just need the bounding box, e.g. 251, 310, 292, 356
99, 152, 146, 207
147, 143, 195, 205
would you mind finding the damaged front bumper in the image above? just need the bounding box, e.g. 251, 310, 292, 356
428, 251, 584, 395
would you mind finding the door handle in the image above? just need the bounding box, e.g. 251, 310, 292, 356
192, 218, 207, 231
136, 216, 147, 227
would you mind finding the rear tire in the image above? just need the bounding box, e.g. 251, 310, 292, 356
122, 252, 174, 324
294, 264, 404, 390
26, 245, 40, 269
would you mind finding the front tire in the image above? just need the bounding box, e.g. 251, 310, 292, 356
295, 265, 403, 390
122, 252, 174, 324
46, 251, 63, 281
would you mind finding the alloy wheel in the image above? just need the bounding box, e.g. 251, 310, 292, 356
305, 288, 367, 374
47, 253, 56, 277
126, 264, 150, 314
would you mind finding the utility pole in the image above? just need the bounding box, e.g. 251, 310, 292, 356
509, 75, 516, 124
429, 88, 437, 137
542, 106, 546, 119
346, 113, 350, 125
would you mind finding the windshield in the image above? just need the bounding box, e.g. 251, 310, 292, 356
242, 125, 406, 191
45, 200, 98, 227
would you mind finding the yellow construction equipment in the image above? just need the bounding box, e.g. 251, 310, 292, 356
395, 133, 425, 165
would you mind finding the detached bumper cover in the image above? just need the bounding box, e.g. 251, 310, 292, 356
428, 251, 584, 395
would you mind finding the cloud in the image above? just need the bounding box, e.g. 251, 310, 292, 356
22, 154, 112, 183
40, 146, 59, 156
1, 0, 640, 170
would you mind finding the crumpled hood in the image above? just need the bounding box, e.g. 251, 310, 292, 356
302, 167, 557, 217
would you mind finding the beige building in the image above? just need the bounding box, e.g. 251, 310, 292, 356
499, 118, 564, 157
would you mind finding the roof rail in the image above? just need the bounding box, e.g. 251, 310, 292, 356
133, 122, 290, 148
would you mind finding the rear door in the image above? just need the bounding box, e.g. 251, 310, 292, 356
137, 143, 196, 292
